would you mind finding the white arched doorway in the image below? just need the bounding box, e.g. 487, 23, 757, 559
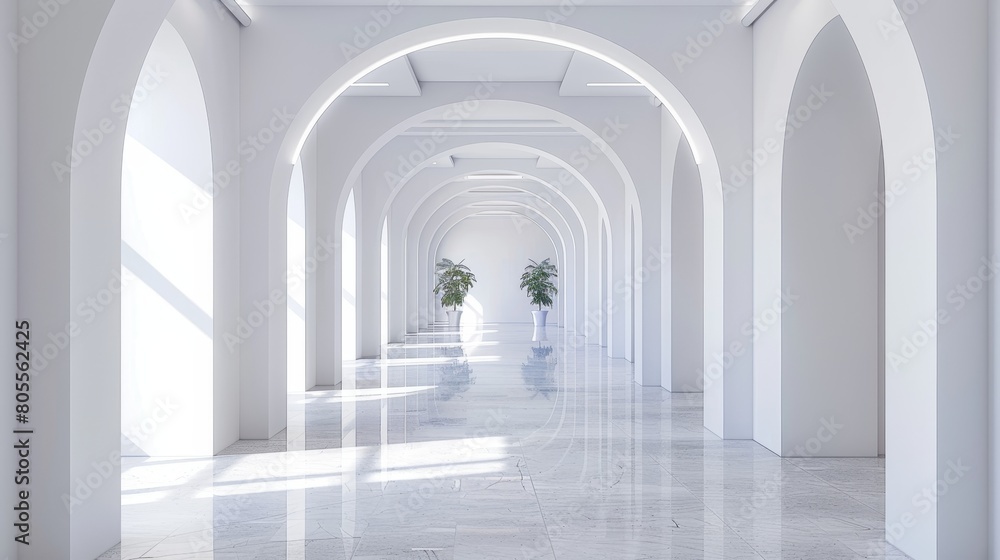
121, 19, 214, 458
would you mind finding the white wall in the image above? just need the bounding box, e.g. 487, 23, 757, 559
0, 1, 16, 558
437, 216, 558, 324
779, 17, 880, 457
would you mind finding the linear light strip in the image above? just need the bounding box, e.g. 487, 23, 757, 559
586, 82, 645, 87
292, 30, 706, 165
742, 0, 778, 27
464, 174, 524, 180
218, 0, 251, 27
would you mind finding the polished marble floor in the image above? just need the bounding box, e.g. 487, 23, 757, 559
102, 324, 909, 559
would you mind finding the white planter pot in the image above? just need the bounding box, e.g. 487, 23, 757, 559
447, 310, 463, 327
531, 310, 548, 327
532, 325, 548, 342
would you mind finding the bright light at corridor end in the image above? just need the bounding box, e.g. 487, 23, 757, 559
291, 29, 705, 165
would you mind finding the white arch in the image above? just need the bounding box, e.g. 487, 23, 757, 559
413, 189, 580, 330
393, 164, 590, 337
427, 204, 569, 326
317, 100, 638, 369
352, 133, 638, 363
753, 1, 938, 556
389, 143, 595, 242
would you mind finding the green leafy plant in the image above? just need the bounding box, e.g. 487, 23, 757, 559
520, 258, 558, 310
434, 258, 477, 311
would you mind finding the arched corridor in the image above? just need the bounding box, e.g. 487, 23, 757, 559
1, 0, 995, 558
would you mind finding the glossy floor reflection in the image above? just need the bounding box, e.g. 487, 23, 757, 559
105, 324, 910, 559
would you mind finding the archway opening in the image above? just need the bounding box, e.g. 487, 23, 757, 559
121, 19, 214, 457
775, 16, 882, 457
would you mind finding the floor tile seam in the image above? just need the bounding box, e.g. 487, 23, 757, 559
642, 453, 769, 558
780, 457, 884, 517
519, 438, 560, 560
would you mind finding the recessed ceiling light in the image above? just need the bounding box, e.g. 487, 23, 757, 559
350, 82, 390, 87
463, 174, 524, 180
586, 82, 645, 87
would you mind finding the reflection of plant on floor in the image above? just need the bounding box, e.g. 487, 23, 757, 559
522, 344, 557, 399
436, 359, 474, 401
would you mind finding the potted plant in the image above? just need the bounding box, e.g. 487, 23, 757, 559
434, 258, 477, 327
520, 258, 558, 327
